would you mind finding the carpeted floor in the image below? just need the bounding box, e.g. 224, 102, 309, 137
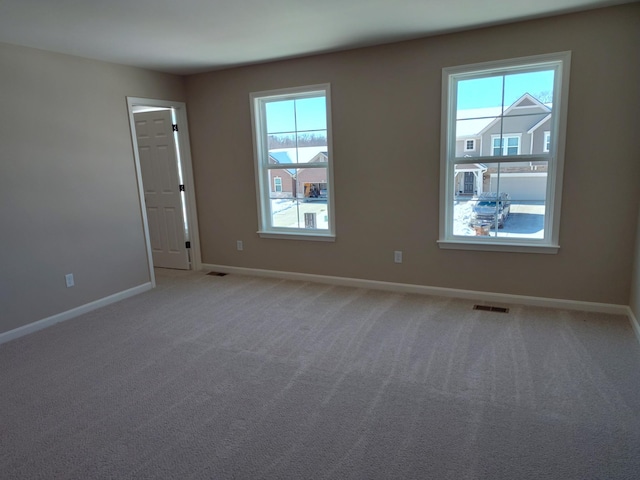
1, 268, 639, 479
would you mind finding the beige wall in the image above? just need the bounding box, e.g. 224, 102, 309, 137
186, 4, 640, 305
631, 204, 640, 321
0, 43, 186, 334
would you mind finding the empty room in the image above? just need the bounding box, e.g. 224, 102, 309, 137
1, 1, 639, 478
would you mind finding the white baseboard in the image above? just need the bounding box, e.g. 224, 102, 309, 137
0, 282, 153, 346
628, 307, 640, 344
202, 264, 629, 316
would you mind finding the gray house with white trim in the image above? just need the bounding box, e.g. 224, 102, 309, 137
454, 93, 551, 201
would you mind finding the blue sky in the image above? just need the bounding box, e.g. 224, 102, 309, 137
264, 70, 555, 132
266, 96, 326, 135
457, 70, 555, 110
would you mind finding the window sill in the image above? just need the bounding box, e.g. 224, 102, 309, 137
437, 239, 559, 254
258, 231, 336, 242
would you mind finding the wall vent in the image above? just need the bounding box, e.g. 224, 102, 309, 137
473, 304, 509, 313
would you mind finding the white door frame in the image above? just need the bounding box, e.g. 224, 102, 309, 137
127, 97, 202, 287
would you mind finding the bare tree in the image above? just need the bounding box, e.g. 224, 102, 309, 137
268, 133, 327, 149
533, 91, 553, 103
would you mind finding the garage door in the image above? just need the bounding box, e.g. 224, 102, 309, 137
489, 173, 547, 201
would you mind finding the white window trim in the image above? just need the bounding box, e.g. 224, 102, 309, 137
464, 139, 476, 151
439, 51, 571, 253
250, 84, 335, 240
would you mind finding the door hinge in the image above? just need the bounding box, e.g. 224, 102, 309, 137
172, 124, 179, 132
185, 241, 191, 249
179, 184, 185, 192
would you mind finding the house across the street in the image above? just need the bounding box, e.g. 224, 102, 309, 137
268, 147, 329, 200
454, 93, 551, 202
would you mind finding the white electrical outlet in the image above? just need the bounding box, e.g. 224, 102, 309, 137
237, 240, 243, 251
394, 250, 403, 264
65, 273, 75, 288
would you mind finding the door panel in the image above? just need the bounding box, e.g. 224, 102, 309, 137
464, 172, 475, 194
146, 207, 162, 251
135, 110, 189, 270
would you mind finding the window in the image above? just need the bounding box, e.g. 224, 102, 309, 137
250, 84, 334, 240
464, 139, 476, 151
543, 131, 551, 152
492, 135, 521, 156
439, 52, 571, 253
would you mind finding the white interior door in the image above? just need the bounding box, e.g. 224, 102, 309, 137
135, 110, 189, 270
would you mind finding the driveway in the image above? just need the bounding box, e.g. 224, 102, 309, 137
454, 201, 544, 238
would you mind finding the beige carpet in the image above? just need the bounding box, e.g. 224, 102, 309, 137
1, 268, 639, 479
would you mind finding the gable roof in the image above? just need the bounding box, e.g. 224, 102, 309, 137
269, 147, 327, 164
527, 114, 552, 134
477, 93, 551, 136
268, 147, 328, 176
456, 93, 552, 138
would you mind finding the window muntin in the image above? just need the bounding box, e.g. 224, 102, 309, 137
440, 52, 570, 252
251, 85, 334, 239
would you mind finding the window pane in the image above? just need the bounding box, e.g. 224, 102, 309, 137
453, 162, 547, 238
491, 159, 547, 239
269, 167, 329, 230
454, 118, 498, 157
298, 167, 328, 202
452, 195, 477, 237
503, 70, 554, 110
295, 96, 327, 131
266, 100, 295, 134
270, 199, 329, 229
268, 133, 296, 150
269, 146, 328, 166
269, 146, 297, 164
455, 70, 555, 159
270, 198, 298, 228
296, 130, 327, 146
452, 165, 486, 236
457, 76, 503, 111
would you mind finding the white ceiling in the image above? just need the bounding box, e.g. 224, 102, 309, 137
0, 0, 632, 74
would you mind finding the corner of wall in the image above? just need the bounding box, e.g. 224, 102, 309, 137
630, 202, 640, 324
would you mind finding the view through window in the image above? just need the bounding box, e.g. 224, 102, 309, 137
440, 53, 570, 251
251, 85, 334, 238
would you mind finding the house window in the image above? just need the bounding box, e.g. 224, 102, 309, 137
250, 84, 334, 240
543, 131, 551, 152
492, 135, 520, 156
439, 52, 571, 253
464, 139, 476, 151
